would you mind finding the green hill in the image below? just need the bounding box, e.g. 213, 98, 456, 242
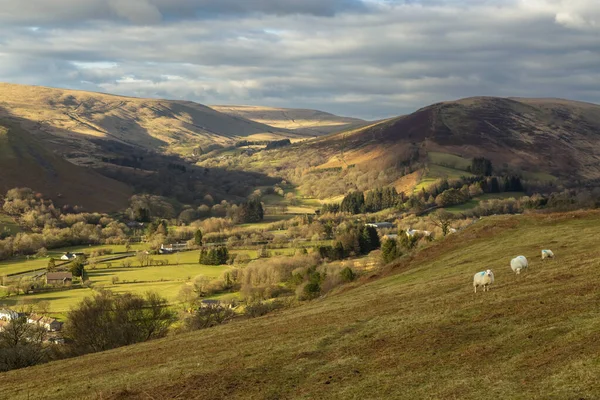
4, 211, 600, 399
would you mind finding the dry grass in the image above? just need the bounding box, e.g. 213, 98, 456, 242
4, 211, 600, 399
211, 105, 365, 136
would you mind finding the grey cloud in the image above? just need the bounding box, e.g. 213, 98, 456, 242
0, 1, 600, 120
0, 0, 367, 26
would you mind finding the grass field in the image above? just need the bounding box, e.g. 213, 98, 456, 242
427, 151, 471, 171
5, 211, 600, 399
445, 192, 525, 214
0, 244, 147, 276
415, 164, 474, 192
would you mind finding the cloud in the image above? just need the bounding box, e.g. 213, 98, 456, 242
0, 1, 599, 119
0, 0, 367, 26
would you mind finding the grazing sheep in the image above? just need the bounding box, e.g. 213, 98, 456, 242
541, 249, 555, 260
473, 269, 494, 293
510, 256, 528, 274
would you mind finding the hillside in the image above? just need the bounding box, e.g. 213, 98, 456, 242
318, 97, 600, 179
211, 96, 600, 199
0, 82, 301, 161
4, 211, 600, 399
210, 105, 367, 136
0, 120, 132, 212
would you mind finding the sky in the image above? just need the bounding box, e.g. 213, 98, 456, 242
0, 0, 599, 120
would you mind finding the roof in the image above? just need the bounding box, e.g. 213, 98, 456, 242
28, 314, 58, 325
47, 272, 73, 280
366, 222, 395, 228
201, 299, 220, 304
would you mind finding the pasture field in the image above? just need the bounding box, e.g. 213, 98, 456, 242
444, 192, 526, 214
0, 244, 146, 276
5, 211, 600, 399
427, 151, 471, 171
414, 164, 474, 191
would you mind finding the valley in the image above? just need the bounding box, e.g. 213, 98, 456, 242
2, 84, 600, 400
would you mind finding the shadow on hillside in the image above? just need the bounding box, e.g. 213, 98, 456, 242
0, 106, 282, 206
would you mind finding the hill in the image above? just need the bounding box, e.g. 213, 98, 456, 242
211, 97, 600, 199
0, 120, 132, 212
318, 97, 600, 179
210, 105, 367, 136
4, 211, 600, 399
0, 82, 302, 161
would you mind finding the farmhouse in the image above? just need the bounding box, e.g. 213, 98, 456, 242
406, 228, 432, 237
60, 252, 77, 261
159, 243, 188, 254
46, 271, 73, 286
383, 234, 398, 240
366, 222, 395, 230
0, 308, 18, 321
27, 314, 62, 332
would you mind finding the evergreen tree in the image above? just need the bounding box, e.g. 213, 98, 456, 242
381, 239, 402, 264
194, 229, 203, 246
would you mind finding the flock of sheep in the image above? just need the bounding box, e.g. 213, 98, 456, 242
473, 249, 555, 293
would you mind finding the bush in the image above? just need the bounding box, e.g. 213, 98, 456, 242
185, 304, 235, 330
244, 300, 287, 318
340, 267, 356, 282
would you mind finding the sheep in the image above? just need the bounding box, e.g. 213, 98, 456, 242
473, 269, 494, 293
510, 256, 528, 274
541, 249, 555, 260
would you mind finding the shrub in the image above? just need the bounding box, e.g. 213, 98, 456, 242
340, 267, 356, 283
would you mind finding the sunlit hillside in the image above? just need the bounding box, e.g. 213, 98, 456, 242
4, 211, 600, 399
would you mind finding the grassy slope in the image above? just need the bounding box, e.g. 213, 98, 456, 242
5, 211, 600, 399
0, 121, 132, 212
0, 82, 292, 152
210, 105, 367, 136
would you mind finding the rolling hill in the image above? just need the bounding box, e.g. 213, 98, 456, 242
0, 82, 304, 162
210, 105, 367, 136
230, 96, 600, 198
316, 96, 600, 180
0, 120, 132, 212
4, 211, 600, 399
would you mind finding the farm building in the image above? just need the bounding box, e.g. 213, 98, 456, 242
366, 222, 395, 230
27, 314, 62, 332
46, 272, 73, 286
60, 252, 77, 261
0, 308, 18, 321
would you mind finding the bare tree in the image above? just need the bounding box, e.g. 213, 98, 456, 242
430, 210, 455, 236
0, 316, 47, 372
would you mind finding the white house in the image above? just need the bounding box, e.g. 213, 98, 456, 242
406, 228, 432, 237
366, 222, 395, 230
27, 314, 62, 332
60, 252, 77, 261
0, 308, 18, 321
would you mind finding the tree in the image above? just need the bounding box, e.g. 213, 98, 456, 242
0, 316, 47, 372
47, 258, 56, 272
64, 291, 175, 354
430, 210, 455, 236
471, 157, 493, 176
194, 229, 203, 246
381, 239, 402, 264
69, 256, 86, 278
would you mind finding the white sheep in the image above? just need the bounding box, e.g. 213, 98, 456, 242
473, 269, 494, 293
510, 256, 528, 274
541, 249, 555, 260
